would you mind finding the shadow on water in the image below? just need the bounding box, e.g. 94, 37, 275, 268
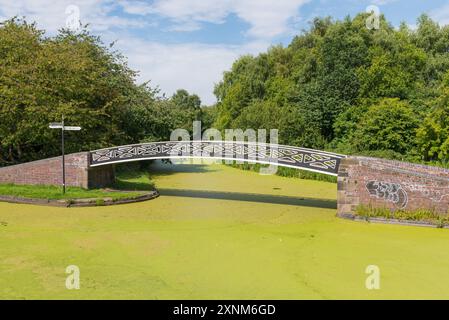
114, 161, 217, 191
158, 188, 337, 209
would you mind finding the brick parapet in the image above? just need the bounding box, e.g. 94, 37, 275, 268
0, 152, 114, 189
337, 156, 449, 216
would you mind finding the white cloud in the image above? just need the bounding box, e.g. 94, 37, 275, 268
121, 0, 309, 39
233, 0, 309, 38
118, 0, 153, 15
148, 0, 231, 24
0, 0, 147, 33
116, 37, 270, 104
0, 0, 309, 104
431, 2, 449, 26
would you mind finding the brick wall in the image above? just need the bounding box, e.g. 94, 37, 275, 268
0, 152, 115, 189
338, 156, 449, 216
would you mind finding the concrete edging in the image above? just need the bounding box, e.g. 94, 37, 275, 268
0, 190, 159, 207
338, 213, 449, 229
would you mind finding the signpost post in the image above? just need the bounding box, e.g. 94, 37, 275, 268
49, 117, 81, 194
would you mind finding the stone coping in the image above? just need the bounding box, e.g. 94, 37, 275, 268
0, 190, 159, 207
338, 213, 449, 229
0, 152, 88, 170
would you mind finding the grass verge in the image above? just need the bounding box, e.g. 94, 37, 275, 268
0, 164, 154, 200
0, 184, 145, 201
356, 205, 449, 228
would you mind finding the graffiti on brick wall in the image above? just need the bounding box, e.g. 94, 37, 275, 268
365, 181, 408, 209
402, 183, 449, 203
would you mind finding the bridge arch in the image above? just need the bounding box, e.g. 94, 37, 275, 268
1, 142, 449, 220
89, 140, 346, 176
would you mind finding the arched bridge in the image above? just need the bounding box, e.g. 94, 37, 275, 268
2, 141, 449, 220
89, 141, 346, 176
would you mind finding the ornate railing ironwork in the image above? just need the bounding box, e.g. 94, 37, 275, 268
89, 141, 346, 176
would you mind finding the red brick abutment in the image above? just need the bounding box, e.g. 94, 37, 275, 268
337, 156, 449, 216
0, 152, 114, 189
1, 153, 449, 216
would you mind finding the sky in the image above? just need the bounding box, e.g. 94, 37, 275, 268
0, 0, 448, 105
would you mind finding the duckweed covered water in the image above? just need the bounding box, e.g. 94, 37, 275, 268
1, 161, 449, 299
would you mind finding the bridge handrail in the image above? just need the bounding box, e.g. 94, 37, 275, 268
89, 140, 346, 176
90, 140, 347, 159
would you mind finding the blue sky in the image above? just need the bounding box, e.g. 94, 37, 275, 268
1, 0, 448, 104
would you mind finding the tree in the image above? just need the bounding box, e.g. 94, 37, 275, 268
0, 18, 197, 165
351, 99, 419, 154
212, 13, 449, 164
416, 77, 449, 161
170, 89, 202, 132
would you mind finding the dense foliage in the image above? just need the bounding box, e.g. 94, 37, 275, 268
0, 18, 201, 165
2, 13, 449, 169
213, 14, 449, 164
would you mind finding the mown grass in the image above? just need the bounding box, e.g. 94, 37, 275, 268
0, 184, 146, 201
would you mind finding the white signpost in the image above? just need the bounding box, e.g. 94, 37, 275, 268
49, 117, 82, 194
